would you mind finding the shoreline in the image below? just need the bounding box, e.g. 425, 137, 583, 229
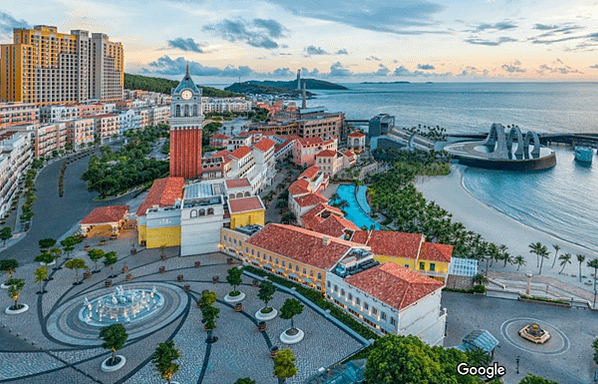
415, 164, 598, 290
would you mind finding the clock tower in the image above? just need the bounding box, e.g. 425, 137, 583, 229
169, 65, 204, 179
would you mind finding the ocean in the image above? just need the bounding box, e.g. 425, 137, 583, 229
308, 82, 598, 253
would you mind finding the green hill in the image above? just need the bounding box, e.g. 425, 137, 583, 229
124, 73, 244, 98
247, 78, 347, 90
224, 82, 314, 97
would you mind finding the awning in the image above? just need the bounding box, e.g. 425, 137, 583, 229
288, 273, 298, 279
302, 277, 313, 284
263, 265, 272, 271
275, 268, 285, 274
316, 282, 322, 288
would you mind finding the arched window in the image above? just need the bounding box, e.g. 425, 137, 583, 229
175, 105, 180, 117
236, 192, 243, 198
302, 268, 306, 275
229, 194, 235, 199
244, 192, 250, 197
193, 104, 199, 116
190, 210, 198, 218
207, 208, 214, 215
199, 209, 206, 216
317, 273, 322, 280
184, 105, 190, 117
295, 265, 299, 272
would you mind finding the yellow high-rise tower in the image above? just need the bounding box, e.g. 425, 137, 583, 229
0, 25, 123, 105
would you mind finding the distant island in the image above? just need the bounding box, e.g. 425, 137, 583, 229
247, 78, 347, 90
224, 82, 314, 98
124, 73, 244, 98
361, 81, 410, 84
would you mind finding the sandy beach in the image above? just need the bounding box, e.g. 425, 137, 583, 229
415, 164, 598, 294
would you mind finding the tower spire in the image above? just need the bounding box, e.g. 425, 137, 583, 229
186, 62, 189, 75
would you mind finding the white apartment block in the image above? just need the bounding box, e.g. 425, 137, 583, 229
202, 97, 251, 114
0, 131, 33, 217
94, 114, 119, 143
0, 102, 39, 130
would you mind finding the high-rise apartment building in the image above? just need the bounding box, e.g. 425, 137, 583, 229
0, 25, 123, 106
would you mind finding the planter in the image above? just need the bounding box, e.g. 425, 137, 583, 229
177, 275, 184, 282
159, 266, 166, 274
5, 304, 29, 315
252, 279, 260, 287
255, 307, 278, 321
99, 240, 106, 246
183, 284, 191, 292
1, 282, 10, 289
83, 245, 91, 251
105, 280, 113, 287
212, 276, 219, 284
130, 248, 137, 255
227, 257, 235, 265
234, 302, 243, 312
224, 291, 245, 303
125, 273, 133, 281
122, 266, 129, 273
83, 271, 91, 279
101, 355, 126, 372
269, 345, 279, 358
280, 328, 305, 344
204, 325, 213, 332
195, 261, 201, 268
160, 253, 167, 260
39, 260, 56, 266
258, 321, 267, 332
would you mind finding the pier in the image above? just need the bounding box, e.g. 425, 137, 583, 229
449, 133, 598, 148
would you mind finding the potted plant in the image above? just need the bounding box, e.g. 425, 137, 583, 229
65, 258, 88, 285
279, 298, 304, 344
0, 259, 19, 288
201, 304, 220, 332
34, 266, 47, 294
224, 267, 245, 302
83, 269, 92, 279
198, 291, 217, 308
103, 251, 118, 278
159, 244, 167, 260
4, 278, 28, 314
152, 340, 182, 384
99, 238, 107, 246
235, 379, 256, 384
99, 323, 128, 372
126, 273, 133, 281
256, 280, 277, 320
88, 248, 105, 273
122, 262, 129, 273
130, 243, 137, 255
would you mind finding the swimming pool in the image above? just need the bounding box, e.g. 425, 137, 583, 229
333, 184, 380, 230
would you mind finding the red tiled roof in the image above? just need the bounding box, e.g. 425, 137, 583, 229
348, 131, 366, 138
253, 138, 276, 152
94, 113, 117, 118
367, 230, 424, 260
136, 177, 184, 216
288, 179, 310, 196
294, 192, 328, 207
211, 149, 231, 158
420, 242, 453, 263
299, 166, 320, 180
350, 230, 370, 244
343, 150, 355, 158
316, 149, 337, 157
345, 262, 443, 310
225, 178, 251, 189
230, 146, 252, 159
211, 133, 229, 140
80, 205, 129, 224
297, 137, 324, 146
275, 138, 297, 153
228, 196, 264, 214
246, 224, 356, 270
238, 131, 250, 137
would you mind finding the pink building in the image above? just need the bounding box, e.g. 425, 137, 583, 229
347, 131, 366, 153
293, 136, 337, 167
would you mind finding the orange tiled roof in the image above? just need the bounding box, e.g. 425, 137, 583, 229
294, 192, 328, 207
420, 242, 453, 263
225, 178, 251, 189
136, 177, 184, 216
230, 146, 252, 159
366, 230, 424, 260
316, 149, 337, 157
211, 133, 229, 140
299, 165, 320, 180
228, 196, 264, 214
274, 138, 297, 153
246, 224, 356, 270
94, 113, 117, 118
343, 150, 355, 158
288, 179, 310, 196
345, 262, 443, 310
350, 230, 370, 244
348, 131, 366, 138
297, 137, 324, 146
253, 138, 276, 152
80, 205, 129, 224
211, 149, 231, 158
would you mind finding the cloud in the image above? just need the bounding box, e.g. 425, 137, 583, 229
258, 0, 447, 35
501, 60, 526, 73
304, 45, 329, 55
300, 67, 321, 77
417, 63, 435, 70
203, 18, 287, 49
457, 66, 489, 77
530, 32, 598, 46
474, 21, 517, 32
335, 48, 348, 55
393, 66, 425, 77
329, 62, 353, 77
366, 56, 381, 61
0, 11, 30, 36
271, 67, 294, 77
533, 23, 584, 38
374, 64, 391, 76
464, 37, 517, 46
591, 64, 598, 69
168, 38, 207, 53
146, 55, 256, 77
538, 61, 582, 75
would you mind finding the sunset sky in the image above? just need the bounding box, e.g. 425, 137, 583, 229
2, 0, 598, 82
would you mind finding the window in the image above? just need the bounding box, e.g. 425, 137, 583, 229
207, 208, 214, 215
275, 258, 279, 266
245, 247, 248, 253
262, 253, 267, 261
430, 263, 436, 271
390, 317, 396, 326
327, 281, 331, 289
199, 208, 206, 216
364, 302, 368, 310
381, 312, 387, 321
372, 307, 378, 315
334, 285, 338, 292
317, 273, 322, 280
419, 262, 425, 270
404, 264, 409, 268
295, 265, 299, 272
288, 262, 292, 270
251, 249, 254, 256
341, 288, 345, 296
310, 270, 314, 277
269, 255, 272, 263
190, 210, 197, 218
281, 261, 286, 268
234, 239, 237, 245
356, 297, 360, 305
257, 251, 260, 258
302, 268, 307, 275
348, 293, 353, 301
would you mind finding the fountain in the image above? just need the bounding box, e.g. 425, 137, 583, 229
519, 323, 550, 344
78, 285, 164, 327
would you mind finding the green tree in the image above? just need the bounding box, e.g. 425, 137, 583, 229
472, 273, 489, 286
280, 211, 297, 224
152, 340, 182, 384
60, 237, 77, 260
88, 248, 105, 272
518, 374, 559, 384
589, 258, 598, 291
258, 281, 276, 311
0, 226, 12, 247
34, 266, 47, 294
0, 259, 19, 280
103, 251, 118, 277
65, 258, 88, 284
551, 244, 561, 269
226, 267, 243, 295
201, 304, 220, 330
272, 349, 297, 384
35, 252, 55, 276
537, 245, 550, 275
99, 323, 128, 366
39, 238, 57, 251
528, 242, 545, 268
593, 338, 598, 365
234, 378, 256, 384
514, 255, 526, 271
577, 254, 586, 282
50, 247, 63, 269
558, 253, 572, 274
5, 278, 25, 310
199, 291, 217, 307
279, 298, 304, 332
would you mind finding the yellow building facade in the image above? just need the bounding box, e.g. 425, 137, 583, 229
230, 210, 265, 229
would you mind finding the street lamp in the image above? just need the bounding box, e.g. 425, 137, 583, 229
526, 272, 533, 296
516, 355, 520, 374
594, 287, 597, 309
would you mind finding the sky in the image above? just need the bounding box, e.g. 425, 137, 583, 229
1, 0, 598, 83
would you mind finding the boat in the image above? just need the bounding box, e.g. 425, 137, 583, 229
575, 146, 593, 164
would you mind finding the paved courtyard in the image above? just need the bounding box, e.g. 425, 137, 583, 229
442, 291, 598, 384
0, 236, 365, 384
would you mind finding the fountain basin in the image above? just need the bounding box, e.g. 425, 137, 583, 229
519, 323, 550, 344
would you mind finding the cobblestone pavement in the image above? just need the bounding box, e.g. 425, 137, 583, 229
0, 241, 364, 384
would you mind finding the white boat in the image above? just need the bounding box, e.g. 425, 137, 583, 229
575, 146, 593, 164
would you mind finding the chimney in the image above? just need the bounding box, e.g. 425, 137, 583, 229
322, 236, 330, 246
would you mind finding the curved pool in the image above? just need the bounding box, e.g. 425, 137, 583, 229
333, 184, 380, 230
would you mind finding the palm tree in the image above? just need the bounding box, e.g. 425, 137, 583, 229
537, 246, 549, 275
558, 253, 572, 274
551, 244, 561, 269
513, 256, 526, 271
587, 258, 598, 291
528, 242, 544, 268
577, 254, 586, 282
501, 252, 513, 267
472, 273, 489, 286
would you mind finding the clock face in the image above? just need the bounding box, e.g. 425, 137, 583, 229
181, 90, 193, 100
